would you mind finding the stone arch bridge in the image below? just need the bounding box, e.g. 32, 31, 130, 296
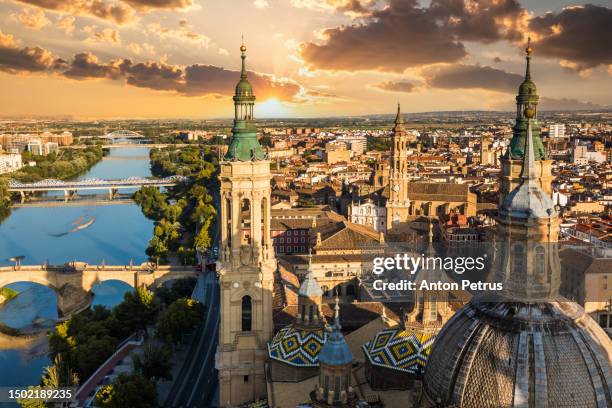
0, 263, 200, 319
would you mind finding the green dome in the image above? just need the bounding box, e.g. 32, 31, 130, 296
235, 78, 253, 96
519, 79, 537, 96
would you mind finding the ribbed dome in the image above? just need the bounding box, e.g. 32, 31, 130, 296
422, 300, 612, 408
235, 78, 253, 97
518, 79, 537, 96
319, 327, 353, 366
501, 183, 555, 219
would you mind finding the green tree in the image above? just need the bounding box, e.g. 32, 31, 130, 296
132, 341, 173, 381
95, 373, 157, 408
157, 298, 204, 344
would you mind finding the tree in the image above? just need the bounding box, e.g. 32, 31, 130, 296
132, 342, 173, 381
95, 373, 157, 408
157, 298, 204, 344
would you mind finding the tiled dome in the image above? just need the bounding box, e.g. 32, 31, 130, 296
422, 300, 612, 407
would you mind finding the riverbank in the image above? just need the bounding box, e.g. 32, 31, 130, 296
0, 146, 106, 220
0, 323, 47, 350
0, 287, 18, 305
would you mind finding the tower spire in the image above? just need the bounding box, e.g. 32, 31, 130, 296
520, 105, 538, 183
240, 37, 247, 79
395, 103, 403, 124
525, 36, 533, 81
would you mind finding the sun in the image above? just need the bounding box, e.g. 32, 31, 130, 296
255, 98, 290, 118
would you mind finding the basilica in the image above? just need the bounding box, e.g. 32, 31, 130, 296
215, 41, 612, 408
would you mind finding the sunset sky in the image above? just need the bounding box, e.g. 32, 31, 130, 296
0, 0, 610, 119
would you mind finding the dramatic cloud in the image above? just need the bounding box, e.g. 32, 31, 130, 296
372, 81, 417, 93
0, 30, 64, 73
423, 64, 522, 92
299, 0, 529, 72
300, 1, 466, 72
529, 4, 612, 71
0, 33, 302, 101
12, 0, 135, 24
428, 0, 527, 43
10, 8, 50, 30
539, 97, 604, 111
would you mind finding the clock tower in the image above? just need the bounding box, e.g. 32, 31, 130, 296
386, 104, 411, 232
215, 42, 275, 406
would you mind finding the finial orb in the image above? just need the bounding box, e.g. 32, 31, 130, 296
524, 106, 535, 119
240, 44, 247, 53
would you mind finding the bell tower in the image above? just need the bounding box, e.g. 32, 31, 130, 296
216, 41, 275, 406
499, 38, 553, 203
386, 104, 411, 232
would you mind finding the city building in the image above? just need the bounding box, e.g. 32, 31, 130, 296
385, 104, 412, 233
0, 153, 22, 174
549, 123, 566, 138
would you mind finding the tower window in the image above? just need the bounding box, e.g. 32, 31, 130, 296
242, 295, 252, 332
244, 375, 249, 383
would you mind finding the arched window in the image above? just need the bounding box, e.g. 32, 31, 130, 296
242, 295, 252, 332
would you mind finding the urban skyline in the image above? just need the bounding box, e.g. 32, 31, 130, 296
0, 0, 611, 118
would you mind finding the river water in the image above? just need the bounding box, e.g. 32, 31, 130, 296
0, 147, 154, 406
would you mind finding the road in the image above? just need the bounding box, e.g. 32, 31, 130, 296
165, 271, 220, 407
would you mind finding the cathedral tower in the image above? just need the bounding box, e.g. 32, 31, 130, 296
216, 42, 275, 406
386, 104, 411, 232
421, 108, 612, 407
499, 38, 553, 203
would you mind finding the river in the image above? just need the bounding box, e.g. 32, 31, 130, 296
0, 147, 155, 407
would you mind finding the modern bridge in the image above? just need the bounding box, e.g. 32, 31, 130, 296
8, 176, 187, 200
0, 263, 200, 319
101, 130, 145, 140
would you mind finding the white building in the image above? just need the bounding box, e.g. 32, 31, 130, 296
549, 123, 566, 138
0, 153, 23, 174
349, 199, 387, 232
336, 135, 367, 156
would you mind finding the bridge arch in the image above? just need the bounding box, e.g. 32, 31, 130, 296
103, 130, 145, 139
0, 272, 58, 292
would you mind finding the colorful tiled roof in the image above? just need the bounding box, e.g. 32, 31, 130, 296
362, 329, 436, 373
268, 326, 327, 367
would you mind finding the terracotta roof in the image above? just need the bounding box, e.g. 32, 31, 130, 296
407, 182, 471, 201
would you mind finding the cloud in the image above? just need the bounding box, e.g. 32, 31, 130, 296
423, 64, 522, 93
121, 0, 194, 10
291, 0, 374, 16
539, 97, 603, 111
10, 8, 50, 30
529, 4, 612, 72
12, 0, 135, 25
0, 31, 302, 102
372, 81, 417, 93
254, 0, 269, 9
148, 22, 211, 48
0, 30, 65, 73
83, 26, 121, 45
62, 52, 122, 78
299, 0, 531, 72
428, 0, 527, 43
56, 15, 75, 35
300, 1, 466, 72
127, 42, 155, 55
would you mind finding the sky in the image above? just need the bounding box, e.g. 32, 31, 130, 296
0, 0, 610, 119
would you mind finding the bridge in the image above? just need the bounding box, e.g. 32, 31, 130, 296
0, 263, 200, 319
8, 176, 187, 201
101, 130, 145, 140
